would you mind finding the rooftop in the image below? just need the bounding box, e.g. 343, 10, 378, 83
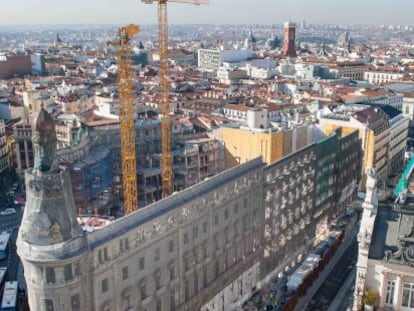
369, 204, 414, 264
223, 104, 250, 112
355, 106, 387, 125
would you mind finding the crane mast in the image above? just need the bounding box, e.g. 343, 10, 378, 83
141, 0, 208, 198
158, 0, 174, 197
108, 25, 140, 215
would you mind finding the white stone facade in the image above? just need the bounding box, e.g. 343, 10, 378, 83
198, 49, 252, 71
364, 71, 404, 85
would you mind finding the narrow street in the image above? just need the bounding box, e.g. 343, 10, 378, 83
306, 239, 357, 310
295, 224, 359, 311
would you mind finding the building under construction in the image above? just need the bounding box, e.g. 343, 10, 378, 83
96, 121, 222, 208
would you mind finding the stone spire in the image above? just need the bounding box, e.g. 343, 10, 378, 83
32, 106, 57, 174
17, 104, 88, 310
18, 106, 83, 249
353, 168, 378, 311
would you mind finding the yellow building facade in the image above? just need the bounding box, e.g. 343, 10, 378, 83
222, 125, 311, 168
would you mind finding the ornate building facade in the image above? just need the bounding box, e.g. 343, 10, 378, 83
18, 108, 362, 311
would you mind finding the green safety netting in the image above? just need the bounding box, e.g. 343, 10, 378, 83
393, 157, 414, 197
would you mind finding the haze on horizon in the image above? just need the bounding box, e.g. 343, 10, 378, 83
0, 0, 413, 26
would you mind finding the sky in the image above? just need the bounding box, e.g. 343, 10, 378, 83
0, 0, 413, 26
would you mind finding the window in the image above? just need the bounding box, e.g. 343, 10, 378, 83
122, 293, 131, 310
234, 221, 239, 237
64, 264, 73, 282
170, 290, 176, 311
406, 106, 410, 114
214, 234, 220, 250
194, 272, 199, 294
101, 279, 108, 293
184, 232, 189, 244
193, 225, 198, 239
244, 198, 248, 209
155, 270, 162, 290
184, 256, 190, 271
203, 268, 208, 287
103, 247, 109, 261
203, 243, 209, 259
156, 299, 162, 311
214, 214, 219, 226
140, 281, 147, 300
185, 279, 190, 301
243, 215, 249, 231
44, 299, 54, 311
122, 266, 128, 280
224, 208, 229, 220
73, 262, 81, 277
385, 280, 395, 305
139, 257, 145, 270
120, 238, 129, 252
169, 240, 174, 253
402, 283, 414, 308
202, 221, 208, 233
155, 248, 160, 261
169, 265, 176, 281
234, 203, 239, 214
45, 267, 56, 284
71, 294, 80, 311
225, 227, 230, 244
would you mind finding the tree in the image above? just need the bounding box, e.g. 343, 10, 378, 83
363, 288, 379, 307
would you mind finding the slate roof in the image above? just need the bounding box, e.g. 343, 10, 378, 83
369, 205, 414, 263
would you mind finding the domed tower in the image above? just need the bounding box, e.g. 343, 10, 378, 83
17, 107, 90, 311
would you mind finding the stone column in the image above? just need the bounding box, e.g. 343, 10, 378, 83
15, 142, 21, 172
24, 140, 29, 169
395, 273, 403, 309
379, 271, 387, 309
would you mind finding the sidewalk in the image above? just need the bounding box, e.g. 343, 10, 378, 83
295, 224, 359, 311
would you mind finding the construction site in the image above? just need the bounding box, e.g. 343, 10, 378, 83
15, 1, 368, 311
74, 0, 213, 216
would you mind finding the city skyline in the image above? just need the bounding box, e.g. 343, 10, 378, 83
0, 0, 413, 26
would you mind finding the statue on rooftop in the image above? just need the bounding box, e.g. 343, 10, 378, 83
32, 104, 57, 173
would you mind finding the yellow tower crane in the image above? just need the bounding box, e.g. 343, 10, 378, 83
108, 24, 140, 215
141, 0, 208, 197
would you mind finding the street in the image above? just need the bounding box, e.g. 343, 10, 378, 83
0, 176, 24, 284
0, 208, 22, 282
295, 223, 359, 311
307, 238, 358, 310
